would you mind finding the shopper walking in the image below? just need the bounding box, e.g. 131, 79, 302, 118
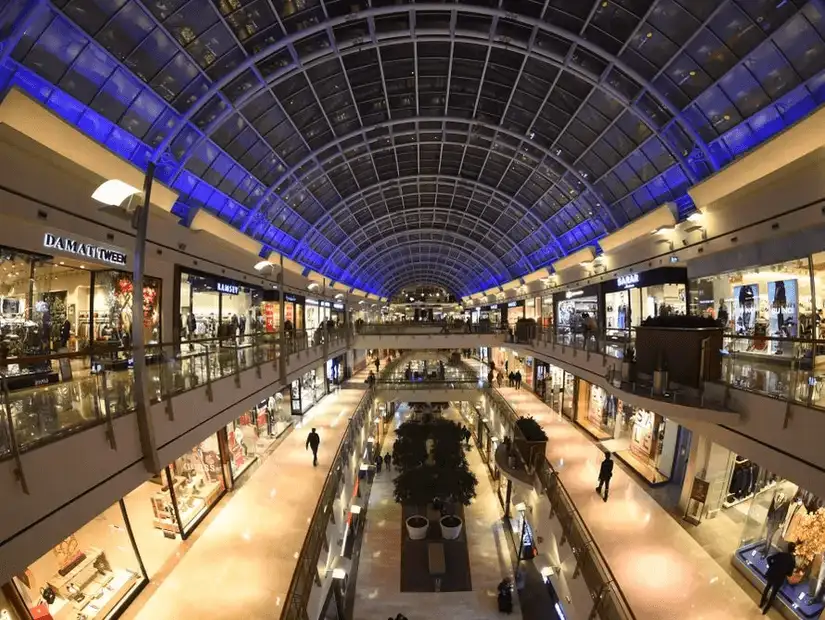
596, 452, 614, 502
760, 543, 797, 614
374, 357, 381, 373
306, 428, 320, 466
515, 370, 522, 390
497, 371, 503, 388
374, 452, 383, 473
384, 452, 392, 470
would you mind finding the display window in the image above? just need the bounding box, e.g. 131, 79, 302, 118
92, 270, 161, 349
574, 383, 616, 442
603, 267, 687, 335
225, 415, 259, 481
690, 258, 813, 351
561, 371, 575, 419
11, 501, 146, 620
291, 365, 324, 414
554, 288, 598, 334
0, 248, 94, 390
178, 270, 262, 342
153, 434, 226, 537
734, 483, 825, 619
610, 408, 679, 485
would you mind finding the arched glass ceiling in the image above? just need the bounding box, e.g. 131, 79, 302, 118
2, 0, 824, 296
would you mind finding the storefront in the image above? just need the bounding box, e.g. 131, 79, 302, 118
223, 391, 291, 483
0, 242, 162, 390
177, 268, 262, 341
326, 353, 347, 390
291, 363, 326, 414
690, 255, 825, 366
603, 267, 688, 338
505, 300, 526, 330
305, 298, 331, 333
553, 284, 599, 335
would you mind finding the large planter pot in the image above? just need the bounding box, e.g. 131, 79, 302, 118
406, 515, 429, 540
513, 438, 547, 473
440, 515, 463, 540
635, 327, 723, 387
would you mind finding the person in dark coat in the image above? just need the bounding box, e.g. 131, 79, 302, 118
306, 427, 320, 466
596, 452, 614, 502
384, 452, 392, 470
374, 452, 383, 473
497, 577, 513, 613
760, 543, 796, 614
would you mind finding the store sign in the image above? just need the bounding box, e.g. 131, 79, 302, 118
618, 273, 640, 289
333, 302, 345, 310
565, 290, 584, 299
216, 281, 240, 295
507, 301, 518, 308
285, 294, 298, 303
43, 233, 126, 266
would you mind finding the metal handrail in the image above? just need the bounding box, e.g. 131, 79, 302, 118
486, 389, 636, 620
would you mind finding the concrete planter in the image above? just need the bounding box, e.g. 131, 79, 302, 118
440, 515, 463, 540
406, 515, 429, 540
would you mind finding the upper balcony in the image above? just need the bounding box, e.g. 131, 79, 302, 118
0, 326, 348, 582
352, 321, 508, 349
516, 325, 825, 500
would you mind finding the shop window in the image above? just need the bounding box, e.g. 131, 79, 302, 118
735, 483, 825, 619
92, 270, 161, 347
690, 258, 814, 349
153, 434, 226, 536
12, 502, 146, 619
122, 481, 183, 579
0, 249, 96, 389
180, 270, 263, 341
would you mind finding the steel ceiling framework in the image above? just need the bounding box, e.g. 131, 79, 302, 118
3, 0, 817, 295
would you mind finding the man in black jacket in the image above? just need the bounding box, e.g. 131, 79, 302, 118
760, 543, 796, 614
596, 452, 614, 502
306, 428, 320, 466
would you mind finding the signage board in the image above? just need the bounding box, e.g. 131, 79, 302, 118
565, 290, 584, 299
618, 273, 640, 289
43, 233, 126, 266
216, 281, 240, 295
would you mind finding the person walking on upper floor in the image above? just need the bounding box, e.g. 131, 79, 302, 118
596, 451, 614, 502
374, 452, 383, 473
374, 357, 380, 373
497, 371, 503, 388
508, 371, 515, 387
384, 452, 392, 471
760, 543, 797, 615
306, 427, 320, 467
515, 370, 522, 390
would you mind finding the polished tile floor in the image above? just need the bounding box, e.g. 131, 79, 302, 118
352, 405, 518, 620
122, 384, 367, 620
497, 386, 782, 620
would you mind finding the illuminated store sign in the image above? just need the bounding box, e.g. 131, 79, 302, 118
333, 303, 345, 310
508, 301, 518, 308
216, 281, 240, 295
618, 273, 639, 289
565, 290, 584, 299
43, 233, 126, 266
285, 294, 298, 303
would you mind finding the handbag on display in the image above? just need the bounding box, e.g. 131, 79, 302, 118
40, 586, 56, 605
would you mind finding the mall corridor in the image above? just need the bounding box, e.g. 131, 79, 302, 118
352, 404, 519, 620
496, 386, 781, 620
121, 386, 366, 620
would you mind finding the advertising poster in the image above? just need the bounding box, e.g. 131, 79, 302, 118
768, 279, 798, 338
733, 284, 758, 333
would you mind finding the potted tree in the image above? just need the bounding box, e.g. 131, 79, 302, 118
393, 418, 477, 540
513, 416, 548, 473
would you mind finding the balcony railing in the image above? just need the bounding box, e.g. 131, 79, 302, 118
528, 325, 825, 412
486, 389, 636, 620
0, 326, 350, 463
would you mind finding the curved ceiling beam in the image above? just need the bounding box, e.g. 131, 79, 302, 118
379, 267, 472, 298
383, 270, 475, 298
317, 205, 536, 280
177, 32, 688, 183
350, 243, 495, 293
311, 173, 560, 272
153, 3, 715, 173
382, 270, 471, 298
240, 115, 613, 234
340, 227, 512, 284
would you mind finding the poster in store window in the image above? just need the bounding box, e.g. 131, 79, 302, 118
732, 284, 759, 334
768, 279, 798, 339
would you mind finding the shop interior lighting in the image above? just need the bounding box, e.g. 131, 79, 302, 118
91, 179, 141, 206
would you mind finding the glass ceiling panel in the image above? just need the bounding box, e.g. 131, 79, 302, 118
3, 0, 825, 295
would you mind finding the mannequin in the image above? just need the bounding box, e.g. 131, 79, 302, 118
764, 491, 790, 554
783, 498, 808, 542
233, 425, 246, 456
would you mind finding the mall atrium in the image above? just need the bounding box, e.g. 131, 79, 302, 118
3, 0, 825, 619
